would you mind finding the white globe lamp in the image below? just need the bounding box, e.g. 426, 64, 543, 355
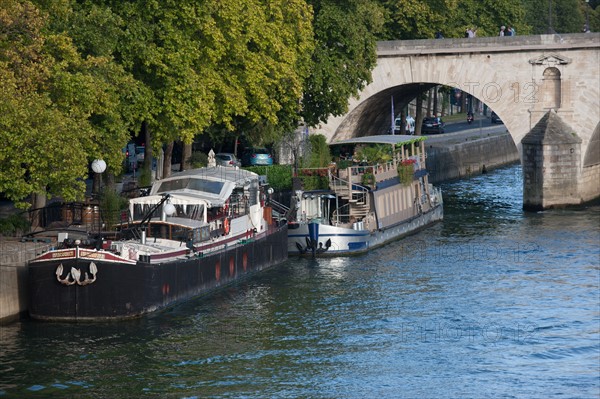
91, 159, 107, 174
163, 202, 176, 217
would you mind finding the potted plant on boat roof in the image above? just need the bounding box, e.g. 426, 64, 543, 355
362, 170, 375, 187
398, 159, 416, 186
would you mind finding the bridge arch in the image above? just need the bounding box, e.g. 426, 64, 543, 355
314, 34, 600, 208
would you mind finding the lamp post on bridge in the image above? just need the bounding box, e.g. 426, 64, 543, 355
584, 0, 590, 32
547, 0, 553, 34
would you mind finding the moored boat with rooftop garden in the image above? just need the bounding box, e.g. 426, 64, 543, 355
287, 135, 443, 256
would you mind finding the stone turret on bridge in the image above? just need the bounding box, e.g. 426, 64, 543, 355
314, 33, 600, 209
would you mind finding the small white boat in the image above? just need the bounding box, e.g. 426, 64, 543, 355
287, 135, 443, 256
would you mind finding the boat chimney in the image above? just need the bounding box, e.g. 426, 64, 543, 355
141, 229, 146, 245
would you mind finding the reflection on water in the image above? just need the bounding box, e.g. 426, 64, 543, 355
1, 164, 599, 398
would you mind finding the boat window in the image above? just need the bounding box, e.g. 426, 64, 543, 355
131, 203, 205, 221
248, 180, 259, 206
157, 178, 190, 192
192, 226, 211, 243
156, 178, 224, 195
187, 179, 224, 194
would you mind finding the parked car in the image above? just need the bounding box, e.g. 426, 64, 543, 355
215, 153, 240, 167
136, 146, 145, 164
242, 147, 273, 166
421, 117, 445, 134
491, 112, 503, 124
394, 116, 416, 135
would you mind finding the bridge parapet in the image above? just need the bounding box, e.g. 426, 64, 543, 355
377, 33, 600, 56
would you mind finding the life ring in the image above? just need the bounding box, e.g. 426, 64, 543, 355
223, 218, 230, 235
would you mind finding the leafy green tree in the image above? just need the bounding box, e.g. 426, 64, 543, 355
523, 0, 586, 34
301, 0, 385, 127
379, 0, 529, 39
83, 0, 314, 177
0, 0, 134, 209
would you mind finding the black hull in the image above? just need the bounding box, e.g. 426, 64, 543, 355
28, 225, 287, 321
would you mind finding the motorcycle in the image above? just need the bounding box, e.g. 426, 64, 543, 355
467, 113, 474, 124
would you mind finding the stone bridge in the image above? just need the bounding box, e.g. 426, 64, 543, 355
316, 33, 600, 209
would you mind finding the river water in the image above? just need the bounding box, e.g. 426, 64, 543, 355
1, 164, 599, 399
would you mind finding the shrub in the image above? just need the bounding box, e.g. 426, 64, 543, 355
244, 165, 292, 191
305, 134, 331, 168
362, 172, 375, 186
398, 159, 416, 186
100, 188, 129, 229
190, 151, 208, 168
138, 167, 152, 187
337, 159, 353, 170
0, 213, 30, 236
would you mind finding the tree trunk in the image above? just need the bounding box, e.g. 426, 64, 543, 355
433, 86, 439, 117
30, 190, 47, 231
415, 93, 424, 136
163, 141, 174, 179
105, 171, 115, 190
427, 88, 433, 117
180, 141, 192, 171
142, 121, 152, 172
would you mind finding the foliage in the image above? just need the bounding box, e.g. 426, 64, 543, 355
378, 0, 530, 39
398, 158, 416, 186
336, 159, 353, 169
377, 0, 597, 38
355, 144, 393, 165
304, 134, 332, 168
99, 187, 128, 229
0, 213, 31, 236
0, 1, 114, 208
301, 0, 384, 126
190, 152, 208, 168
101, 0, 314, 150
300, 175, 330, 191
244, 165, 293, 191
138, 167, 152, 188
522, 0, 587, 34
1, 0, 318, 207
361, 171, 375, 186
8, 0, 566, 211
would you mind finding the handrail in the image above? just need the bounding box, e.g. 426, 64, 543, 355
268, 198, 290, 219
331, 203, 352, 225
330, 170, 369, 193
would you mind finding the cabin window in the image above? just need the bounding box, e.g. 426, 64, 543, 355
132, 203, 205, 222
156, 178, 224, 195
248, 180, 259, 206
192, 226, 211, 243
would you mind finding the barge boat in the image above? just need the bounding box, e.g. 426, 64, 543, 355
28, 166, 287, 321
288, 135, 443, 256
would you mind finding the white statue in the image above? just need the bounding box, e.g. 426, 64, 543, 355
208, 149, 216, 167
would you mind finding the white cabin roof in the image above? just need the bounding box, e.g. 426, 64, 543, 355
132, 166, 258, 208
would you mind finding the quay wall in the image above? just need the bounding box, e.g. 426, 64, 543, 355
426, 132, 520, 184
0, 240, 48, 323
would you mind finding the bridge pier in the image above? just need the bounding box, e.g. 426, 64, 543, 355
522, 111, 590, 211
